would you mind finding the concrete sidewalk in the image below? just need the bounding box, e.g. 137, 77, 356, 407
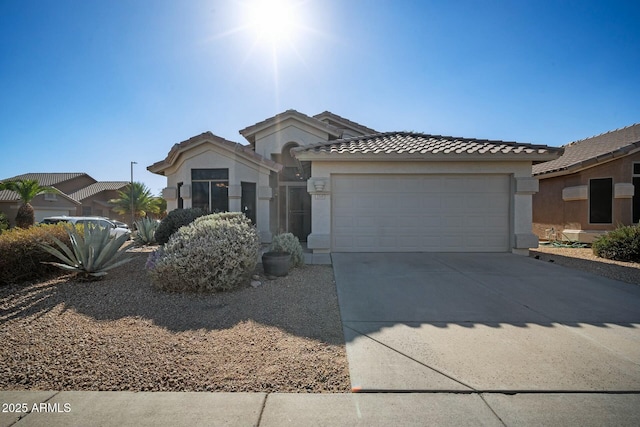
2, 391, 640, 426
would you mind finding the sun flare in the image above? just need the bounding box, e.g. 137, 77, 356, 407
245, 0, 299, 46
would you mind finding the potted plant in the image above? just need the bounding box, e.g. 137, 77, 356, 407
261, 250, 291, 277
262, 232, 304, 276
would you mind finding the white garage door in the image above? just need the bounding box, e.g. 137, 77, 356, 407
332, 174, 511, 252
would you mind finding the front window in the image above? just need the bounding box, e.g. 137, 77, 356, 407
191, 169, 229, 212
589, 178, 613, 224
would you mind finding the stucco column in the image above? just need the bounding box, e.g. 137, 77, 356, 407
228, 185, 241, 212
307, 177, 331, 264
257, 186, 273, 243
513, 177, 539, 255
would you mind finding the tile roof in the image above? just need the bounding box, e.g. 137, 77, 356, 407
0, 173, 90, 202
239, 109, 341, 144
533, 123, 640, 176
147, 132, 282, 174
68, 181, 129, 201
292, 132, 561, 159
1, 172, 89, 186
0, 189, 20, 202
313, 111, 378, 136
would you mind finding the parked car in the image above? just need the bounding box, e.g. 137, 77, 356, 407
102, 218, 129, 229
40, 216, 131, 239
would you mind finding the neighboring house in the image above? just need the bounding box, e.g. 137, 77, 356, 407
0, 173, 129, 226
149, 109, 561, 262
532, 123, 640, 243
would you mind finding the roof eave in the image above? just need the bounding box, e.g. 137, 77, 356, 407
534, 144, 640, 178
239, 110, 341, 143
147, 134, 282, 175
293, 151, 562, 162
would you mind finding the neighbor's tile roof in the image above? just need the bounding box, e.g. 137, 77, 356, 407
0, 172, 91, 202
69, 181, 129, 201
292, 132, 560, 157
1, 172, 88, 186
0, 189, 20, 201
533, 123, 640, 176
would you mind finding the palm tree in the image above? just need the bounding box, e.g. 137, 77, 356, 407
0, 179, 59, 228
109, 182, 163, 221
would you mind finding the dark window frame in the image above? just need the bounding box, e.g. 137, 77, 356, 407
241, 182, 257, 224
589, 177, 613, 224
191, 169, 229, 212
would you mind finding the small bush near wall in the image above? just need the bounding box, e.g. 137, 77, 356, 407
0, 224, 79, 285
592, 225, 640, 262
147, 212, 260, 292
270, 233, 305, 268
154, 208, 208, 245
0, 213, 9, 233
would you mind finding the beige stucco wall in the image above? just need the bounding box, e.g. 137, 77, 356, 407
76, 189, 128, 223
532, 152, 640, 239
161, 143, 274, 242
0, 195, 78, 226
306, 160, 537, 256
253, 121, 329, 159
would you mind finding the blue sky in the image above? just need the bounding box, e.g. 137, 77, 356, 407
1, 0, 639, 195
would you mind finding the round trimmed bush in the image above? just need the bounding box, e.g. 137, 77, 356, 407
592, 225, 640, 262
154, 208, 207, 245
147, 212, 260, 292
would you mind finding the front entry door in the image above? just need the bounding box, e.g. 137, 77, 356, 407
279, 185, 311, 241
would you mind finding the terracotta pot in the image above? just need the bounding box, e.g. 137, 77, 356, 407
262, 251, 291, 277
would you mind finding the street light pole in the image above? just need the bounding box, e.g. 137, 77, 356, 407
130, 161, 137, 227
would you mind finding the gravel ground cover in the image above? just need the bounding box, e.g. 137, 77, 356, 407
530, 244, 640, 285
0, 249, 350, 392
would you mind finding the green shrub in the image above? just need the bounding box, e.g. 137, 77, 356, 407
269, 232, 305, 268
0, 212, 8, 234
0, 224, 79, 285
154, 208, 207, 245
592, 225, 640, 262
134, 217, 159, 246
39, 224, 132, 281
147, 212, 260, 292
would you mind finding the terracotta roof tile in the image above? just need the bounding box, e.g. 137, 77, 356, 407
69, 182, 129, 201
293, 132, 559, 158
312, 111, 377, 135
1, 172, 88, 186
533, 123, 640, 176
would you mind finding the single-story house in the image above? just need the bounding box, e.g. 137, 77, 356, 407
149, 109, 561, 263
532, 123, 640, 243
0, 172, 129, 226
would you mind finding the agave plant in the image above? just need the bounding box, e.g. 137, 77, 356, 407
39, 224, 132, 280
134, 217, 159, 246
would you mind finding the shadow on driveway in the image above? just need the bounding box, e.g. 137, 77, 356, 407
332, 252, 640, 392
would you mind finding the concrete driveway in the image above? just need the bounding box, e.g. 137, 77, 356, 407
332, 252, 640, 392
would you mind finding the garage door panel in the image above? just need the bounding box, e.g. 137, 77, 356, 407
332, 174, 511, 252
